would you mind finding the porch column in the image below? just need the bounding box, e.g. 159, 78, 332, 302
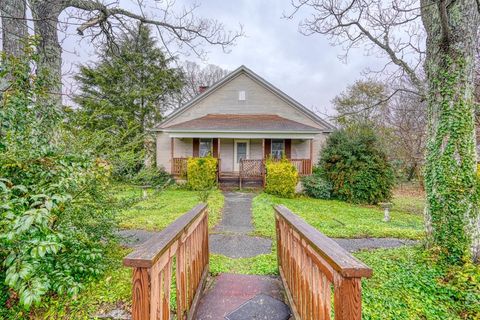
170, 137, 174, 174
309, 139, 313, 175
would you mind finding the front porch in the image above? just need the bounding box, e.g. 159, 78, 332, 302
170, 137, 313, 187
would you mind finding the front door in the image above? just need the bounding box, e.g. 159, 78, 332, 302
234, 140, 249, 172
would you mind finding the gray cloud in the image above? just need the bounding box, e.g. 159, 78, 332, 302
61, 0, 385, 116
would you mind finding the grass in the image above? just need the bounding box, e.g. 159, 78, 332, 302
357, 246, 480, 320
23, 186, 478, 320
252, 193, 425, 240
118, 186, 224, 230
391, 190, 426, 215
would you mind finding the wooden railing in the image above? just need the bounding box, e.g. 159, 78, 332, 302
123, 204, 209, 320
275, 205, 372, 320
172, 157, 188, 177
290, 159, 312, 176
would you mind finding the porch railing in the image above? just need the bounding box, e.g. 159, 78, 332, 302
290, 158, 312, 176
171, 157, 312, 180
123, 204, 209, 320
172, 157, 188, 177
275, 205, 372, 320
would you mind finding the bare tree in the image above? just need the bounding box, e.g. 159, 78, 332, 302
289, 0, 480, 262
385, 88, 426, 185
1, 0, 242, 107
288, 0, 426, 97
0, 0, 28, 56
177, 61, 229, 104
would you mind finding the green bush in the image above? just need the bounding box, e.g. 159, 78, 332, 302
0, 46, 117, 310
186, 156, 217, 190
320, 128, 394, 204
302, 173, 333, 199
131, 166, 172, 188
265, 158, 298, 198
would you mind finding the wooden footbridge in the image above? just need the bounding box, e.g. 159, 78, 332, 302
123, 204, 372, 320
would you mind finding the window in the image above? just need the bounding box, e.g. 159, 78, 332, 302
236, 142, 247, 163
238, 90, 246, 101
199, 138, 212, 157
271, 139, 285, 159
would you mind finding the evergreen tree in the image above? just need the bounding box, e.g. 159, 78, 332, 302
71, 23, 183, 178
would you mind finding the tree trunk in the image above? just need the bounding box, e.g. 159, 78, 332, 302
30, 0, 64, 109
421, 0, 480, 263
0, 0, 28, 56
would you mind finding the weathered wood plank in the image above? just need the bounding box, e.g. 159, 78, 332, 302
132, 267, 150, 320
124, 204, 207, 268
334, 276, 362, 320
274, 205, 372, 278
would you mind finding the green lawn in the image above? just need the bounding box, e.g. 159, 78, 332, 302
358, 247, 480, 319
252, 193, 424, 240
27, 187, 479, 320
118, 185, 224, 230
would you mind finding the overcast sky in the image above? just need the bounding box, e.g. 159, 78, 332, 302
61, 0, 386, 117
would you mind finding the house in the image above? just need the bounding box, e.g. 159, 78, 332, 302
152, 65, 334, 185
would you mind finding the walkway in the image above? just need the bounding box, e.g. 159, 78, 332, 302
196, 192, 290, 319
209, 192, 271, 258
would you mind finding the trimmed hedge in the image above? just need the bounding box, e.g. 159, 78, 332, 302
265, 158, 298, 198
187, 156, 217, 190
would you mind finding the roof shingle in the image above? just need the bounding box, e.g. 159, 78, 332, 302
161, 114, 321, 132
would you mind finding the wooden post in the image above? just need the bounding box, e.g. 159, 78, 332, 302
171, 137, 174, 174
334, 277, 362, 320
309, 139, 313, 175
131, 268, 150, 320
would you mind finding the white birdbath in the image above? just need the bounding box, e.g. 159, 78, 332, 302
379, 202, 393, 222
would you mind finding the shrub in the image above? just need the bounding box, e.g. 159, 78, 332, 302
302, 173, 333, 199
320, 129, 394, 204
0, 44, 117, 310
187, 156, 218, 190
131, 166, 172, 188
265, 158, 298, 198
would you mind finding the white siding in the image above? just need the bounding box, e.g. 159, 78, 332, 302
156, 132, 171, 172
250, 139, 263, 159
292, 139, 310, 159
174, 138, 193, 157
162, 73, 325, 130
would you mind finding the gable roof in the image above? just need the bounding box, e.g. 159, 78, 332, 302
154, 65, 335, 132
163, 114, 322, 133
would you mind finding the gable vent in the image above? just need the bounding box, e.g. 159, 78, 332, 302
238, 90, 246, 101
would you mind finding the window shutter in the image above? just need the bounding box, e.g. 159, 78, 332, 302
212, 138, 219, 158
193, 138, 199, 157
285, 139, 291, 159
264, 139, 271, 158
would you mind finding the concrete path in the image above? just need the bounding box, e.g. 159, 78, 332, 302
209, 192, 272, 258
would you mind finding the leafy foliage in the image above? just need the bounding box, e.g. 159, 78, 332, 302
0, 42, 116, 310
186, 156, 218, 191
424, 55, 479, 263
301, 170, 332, 199
319, 128, 394, 204
358, 247, 480, 320
265, 158, 298, 198
69, 23, 183, 180
131, 167, 173, 188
